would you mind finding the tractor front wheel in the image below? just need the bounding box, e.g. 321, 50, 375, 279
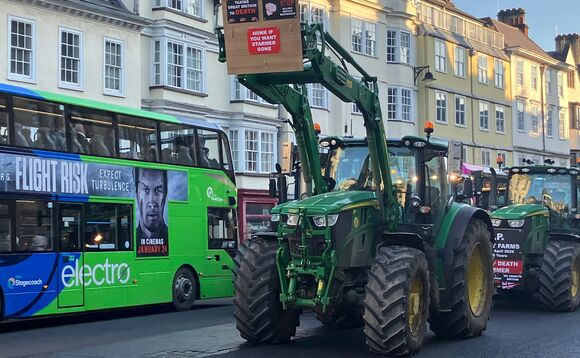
363, 246, 430, 356
429, 218, 493, 338
233, 237, 300, 344
539, 240, 580, 312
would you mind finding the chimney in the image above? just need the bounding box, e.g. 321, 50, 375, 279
556, 33, 580, 65
498, 8, 529, 36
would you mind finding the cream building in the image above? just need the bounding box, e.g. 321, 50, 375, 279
488, 9, 571, 166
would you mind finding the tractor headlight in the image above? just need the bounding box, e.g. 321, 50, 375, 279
491, 219, 502, 227
312, 214, 339, 228
270, 214, 280, 222
287, 214, 299, 226
508, 219, 525, 228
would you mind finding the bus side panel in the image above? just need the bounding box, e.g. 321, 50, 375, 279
0, 253, 62, 318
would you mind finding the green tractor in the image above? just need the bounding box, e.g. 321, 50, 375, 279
491, 165, 580, 310
217, 22, 494, 355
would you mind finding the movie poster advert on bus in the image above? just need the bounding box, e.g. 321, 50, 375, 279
0, 152, 188, 257
226, 0, 259, 23
493, 230, 524, 289
263, 0, 297, 20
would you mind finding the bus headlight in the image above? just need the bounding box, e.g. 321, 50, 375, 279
271, 214, 280, 222
312, 214, 339, 228
287, 214, 299, 226
491, 219, 502, 227
508, 219, 525, 228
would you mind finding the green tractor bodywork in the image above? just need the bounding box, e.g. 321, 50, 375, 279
218, 22, 495, 355
491, 165, 580, 310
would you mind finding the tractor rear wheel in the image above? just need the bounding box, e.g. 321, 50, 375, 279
233, 237, 300, 344
363, 246, 430, 356
539, 240, 580, 312
429, 218, 493, 338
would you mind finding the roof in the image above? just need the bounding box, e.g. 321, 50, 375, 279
548, 50, 567, 62
422, 0, 484, 24
78, 0, 130, 12
486, 19, 552, 60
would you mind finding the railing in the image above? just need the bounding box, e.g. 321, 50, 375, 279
417, 2, 504, 50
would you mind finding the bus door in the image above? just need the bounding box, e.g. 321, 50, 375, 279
56, 203, 84, 308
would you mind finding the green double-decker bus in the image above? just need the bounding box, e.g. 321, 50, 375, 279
0, 83, 238, 320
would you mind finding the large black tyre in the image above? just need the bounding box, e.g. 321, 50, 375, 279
233, 237, 300, 344
428, 218, 493, 338
538, 240, 580, 312
316, 305, 363, 329
363, 246, 430, 356
172, 267, 196, 311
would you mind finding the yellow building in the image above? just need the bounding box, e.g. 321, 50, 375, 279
415, 0, 513, 168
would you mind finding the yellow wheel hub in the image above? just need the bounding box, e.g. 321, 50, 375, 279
408, 276, 423, 337
571, 258, 579, 299
467, 243, 488, 317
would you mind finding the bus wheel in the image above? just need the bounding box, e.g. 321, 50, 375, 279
172, 268, 196, 311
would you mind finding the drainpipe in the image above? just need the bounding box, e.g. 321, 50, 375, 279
540, 64, 546, 159
133, 0, 139, 15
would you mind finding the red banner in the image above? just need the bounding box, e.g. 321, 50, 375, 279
247, 27, 281, 55
493, 260, 523, 275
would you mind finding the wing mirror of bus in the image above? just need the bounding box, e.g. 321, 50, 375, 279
462, 178, 474, 199
269, 178, 277, 198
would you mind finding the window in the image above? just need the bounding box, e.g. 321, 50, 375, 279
517, 100, 525, 132
573, 106, 580, 129
157, 0, 202, 17
547, 107, 554, 137
159, 123, 195, 166
231, 77, 267, 103
481, 149, 491, 167
310, 83, 328, 108
198, 129, 221, 169
546, 69, 552, 95
310, 6, 324, 24
118, 115, 158, 161
351, 18, 375, 56
229, 130, 239, 171
497, 151, 507, 167
85, 204, 132, 251
104, 38, 123, 95
462, 146, 468, 163
531, 64, 538, 90
454, 46, 465, 78
558, 72, 564, 97
69, 108, 116, 157
401, 89, 411, 121
455, 96, 466, 127
516, 60, 524, 86
387, 88, 398, 120
495, 106, 505, 133
352, 103, 362, 114
568, 70, 575, 89
400, 32, 411, 64
478, 54, 488, 84
494, 59, 504, 88
13, 97, 66, 151
261, 132, 274, 172
479, 102, 489, 130
245, 130, 258, 172
299, 3, 326, 25
386, 30, 396, 62
0, 201, 11, 253
559, 110, 567, 139
9, 17, 35, 81
153, 39, 204, 93
531, 105, 539, 135
15, 200, 53, 252
436, 92, 447, 123
59, 28, 82, 88
435, 40, 446, 72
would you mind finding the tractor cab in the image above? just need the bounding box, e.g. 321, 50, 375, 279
320, 134, 456, 236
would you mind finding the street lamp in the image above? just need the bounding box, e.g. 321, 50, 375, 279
413, 65, 436, 85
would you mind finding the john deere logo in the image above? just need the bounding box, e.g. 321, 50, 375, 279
7, 277, 16, 289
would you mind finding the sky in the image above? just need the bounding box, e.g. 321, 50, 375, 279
452, 0, 579, 52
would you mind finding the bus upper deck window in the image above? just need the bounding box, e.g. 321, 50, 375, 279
197, 129, 221, 169
159, 123, 195, 166
118, 115, 158, 162
13, 97, 65, 151
69, 108, 116, 157
0, 201, 11, 253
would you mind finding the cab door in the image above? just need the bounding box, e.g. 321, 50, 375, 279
57, 203, 84, 308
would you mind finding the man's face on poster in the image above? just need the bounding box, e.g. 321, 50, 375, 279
137, 169, 166, 233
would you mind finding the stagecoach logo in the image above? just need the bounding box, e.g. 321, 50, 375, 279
206, 186, 223, 202
61, 259, 131, 287
7, 277, 43, 289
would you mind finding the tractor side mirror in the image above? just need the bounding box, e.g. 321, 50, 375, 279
462, 178, 474, 199
489, 168, 498, 208
268, 178, 277, 198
